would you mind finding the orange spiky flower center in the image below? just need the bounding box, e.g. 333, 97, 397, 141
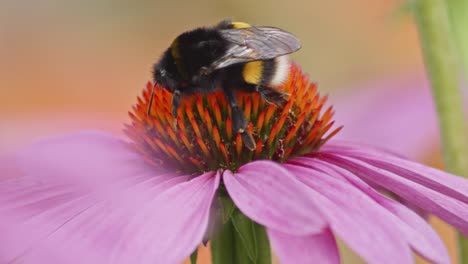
125, 64, 342, 174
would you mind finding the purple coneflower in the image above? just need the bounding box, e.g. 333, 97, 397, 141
1, 65, 467, 264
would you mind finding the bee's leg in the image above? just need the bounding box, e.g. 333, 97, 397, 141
171, 90, 181, 127
223, 88, 247, 133
147, 84, 157, 116
223, 88, 255, 151
256, 85, 289, 107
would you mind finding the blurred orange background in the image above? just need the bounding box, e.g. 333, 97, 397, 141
0, 0, 459, 263
0, 0, 424, 149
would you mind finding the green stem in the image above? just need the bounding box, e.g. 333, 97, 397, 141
447, 0, 468, 77
211, 219, 236, 264
413, 0, 468, 263
211, 210, 271, 264
190, 249, 198, 264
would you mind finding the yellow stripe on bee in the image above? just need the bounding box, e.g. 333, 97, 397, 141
243, 61, 264, 84
231, 22, 251, 29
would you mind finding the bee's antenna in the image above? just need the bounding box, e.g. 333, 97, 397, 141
147, 84, 156, 116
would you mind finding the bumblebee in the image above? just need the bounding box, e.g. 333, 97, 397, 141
150, 20, 301, 150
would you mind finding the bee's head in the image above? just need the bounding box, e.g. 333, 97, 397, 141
153, 67, 168, 87
153, 65, 177, 93
153, 50, 179, 92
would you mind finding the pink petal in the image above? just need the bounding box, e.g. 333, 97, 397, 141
330, 77, 438, 159
223, 160, 327, 235
268, 228, 340, 264
318, 152, 468, 235
0, 113, 122, 152
6, 131, 160, 192
291, 157, 449, 264
322, 142, 468, 204
0, 131, 220, 263
2, 175, 187, 263
283, 163, 413, 264
113, 171, 220, 264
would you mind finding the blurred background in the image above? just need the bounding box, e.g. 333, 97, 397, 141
0, 0, 465, 263
0, 0, 425, 150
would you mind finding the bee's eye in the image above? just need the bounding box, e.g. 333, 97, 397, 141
199, 66, 209, 76
160, 69, 167, 77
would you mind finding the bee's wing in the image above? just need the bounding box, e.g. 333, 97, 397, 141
210, 27, 301, 70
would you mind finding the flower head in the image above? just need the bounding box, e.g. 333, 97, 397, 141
125, 64, 341, 174
1, 64, 468, 264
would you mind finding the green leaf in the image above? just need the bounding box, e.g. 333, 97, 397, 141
190, 248, 198, 264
